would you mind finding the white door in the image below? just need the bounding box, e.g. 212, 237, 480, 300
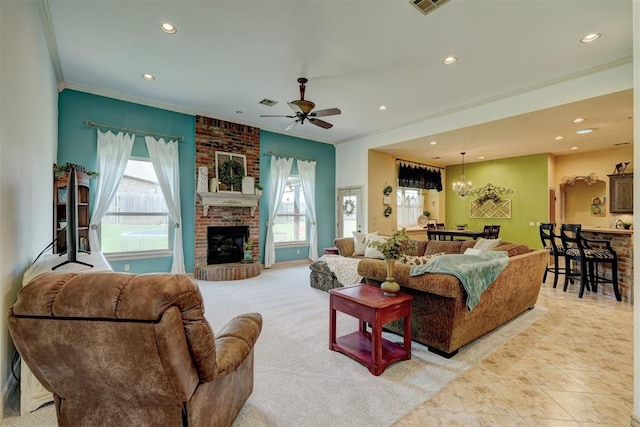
337, 187, 363, 238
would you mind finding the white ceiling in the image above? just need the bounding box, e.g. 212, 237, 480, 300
46, 0, 633, 166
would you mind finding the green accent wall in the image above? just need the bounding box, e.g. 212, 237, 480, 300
259, 131, 336, 262
57, 89, 196, 273
446, 154, 548, 248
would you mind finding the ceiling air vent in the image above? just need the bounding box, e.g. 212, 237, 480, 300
259, 98, 278, 107
410, 0, 451, 15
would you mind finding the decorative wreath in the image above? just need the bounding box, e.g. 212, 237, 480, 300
219, 160, 245, 188
343, 200, 356, 216
383, 185, 393, 195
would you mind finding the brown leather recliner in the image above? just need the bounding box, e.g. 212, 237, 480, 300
8, 271, 262, 427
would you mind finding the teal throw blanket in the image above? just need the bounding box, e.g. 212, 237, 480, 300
410, 251, 510, 311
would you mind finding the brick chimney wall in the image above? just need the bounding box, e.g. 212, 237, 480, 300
194, 115, 261, 267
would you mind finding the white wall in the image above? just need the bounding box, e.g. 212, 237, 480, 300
0, 0, 58, 409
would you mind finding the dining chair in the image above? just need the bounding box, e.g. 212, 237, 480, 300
539, 223, 565, 288
482, 225, 492, 238
435, 223, 446, 240
489, 225, 501, 239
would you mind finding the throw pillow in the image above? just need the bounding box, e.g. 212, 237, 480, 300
364, 235, 387, 259
353, 231, 378, 256
463, 248, 483, 255
400, 252, 445, 265
473, 238, 503, 252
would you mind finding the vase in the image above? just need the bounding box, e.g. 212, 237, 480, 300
243, 249, 253, 262
381, 258, 400, 296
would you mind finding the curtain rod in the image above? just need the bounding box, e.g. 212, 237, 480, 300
85, 121, 184, 141
263, 151, 317, 162
395, 158, 444, 170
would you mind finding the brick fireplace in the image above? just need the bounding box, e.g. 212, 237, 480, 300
194, 116, 261, 277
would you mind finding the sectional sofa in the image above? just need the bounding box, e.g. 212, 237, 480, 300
310, 236, 548, 357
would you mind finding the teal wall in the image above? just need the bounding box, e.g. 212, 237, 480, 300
259, 131, 336, 262
57, 89, 196, 273
446, 153, 548, 248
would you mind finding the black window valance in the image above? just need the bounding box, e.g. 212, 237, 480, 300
398, 162, 443, 191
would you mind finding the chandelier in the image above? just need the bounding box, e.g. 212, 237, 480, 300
452, 152, 473, 197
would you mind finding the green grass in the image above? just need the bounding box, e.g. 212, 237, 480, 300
101, 224, 168, 253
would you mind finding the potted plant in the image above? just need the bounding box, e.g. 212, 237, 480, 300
367, 228, 416, 296
242, 240, 253, 262
58, 218, 67, 229
255, 183, 263, 196
53, 162, 98, 179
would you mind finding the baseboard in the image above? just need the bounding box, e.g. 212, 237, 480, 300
631, 414, 640, 426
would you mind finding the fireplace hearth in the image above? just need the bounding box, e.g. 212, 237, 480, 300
207, 226, 249, 265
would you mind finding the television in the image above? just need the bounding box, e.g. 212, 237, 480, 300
53, 166, 93, 270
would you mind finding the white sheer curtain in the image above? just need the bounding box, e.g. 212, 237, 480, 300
264, 156, 293, 268
397, 188, 424, 228
89, 130, 134, 251
145, 136, 185, 273
297, 159, 318, 261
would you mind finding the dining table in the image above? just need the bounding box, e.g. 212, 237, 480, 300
426, 228, 485, 240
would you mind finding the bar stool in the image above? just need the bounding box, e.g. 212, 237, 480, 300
539, 223, 565, 288
560, 224, 621, 301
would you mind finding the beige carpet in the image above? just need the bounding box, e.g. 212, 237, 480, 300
3, 265, 546, 427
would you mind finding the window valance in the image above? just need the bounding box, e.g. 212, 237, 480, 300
398, 162, 443, 191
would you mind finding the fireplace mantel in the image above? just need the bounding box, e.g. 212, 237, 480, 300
198, 192, 261, 216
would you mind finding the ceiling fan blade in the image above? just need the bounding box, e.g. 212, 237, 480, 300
284, 120, 299, 131
260, 114, 296, 118
309, 108, 341, 118
308, 118, 333, 129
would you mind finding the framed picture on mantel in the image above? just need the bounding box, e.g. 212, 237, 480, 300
215, 151, 247, 192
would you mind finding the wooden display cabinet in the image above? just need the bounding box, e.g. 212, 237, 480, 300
608, 173, 633, 213
53, 171, 91, 253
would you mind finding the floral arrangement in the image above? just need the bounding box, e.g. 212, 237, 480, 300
470, 183, 513, 205
243, 240, 253, 250
367, 228, 416, 259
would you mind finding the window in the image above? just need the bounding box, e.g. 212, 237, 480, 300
274, 176, 308, 244
397, 188, 424, 228
101, 159, 171, 254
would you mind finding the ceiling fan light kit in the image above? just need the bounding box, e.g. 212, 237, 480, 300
261, 77, 341, 130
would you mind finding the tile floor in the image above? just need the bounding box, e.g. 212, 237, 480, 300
394, 277, 633, 426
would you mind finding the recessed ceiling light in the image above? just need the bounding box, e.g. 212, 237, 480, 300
442, 56, 457, 65
554, 136, 564, 140
141, 73, 155, 81
580, 33, 601, 43
570, 146, 579, 150
478, 156, 485, 160
160, 22, 177, 34
572, 117, 585, 123
429, 141, 437, 145
576, 128, 594, 135
379, 105, 387, 111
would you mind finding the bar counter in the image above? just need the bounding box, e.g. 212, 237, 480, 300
580, 227, 633, 303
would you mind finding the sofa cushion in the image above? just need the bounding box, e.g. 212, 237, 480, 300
473, 238, 503, 252
493, 243, 531, 257
424, 240, 463, 255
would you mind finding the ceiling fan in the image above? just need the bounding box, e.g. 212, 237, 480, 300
260, 77, 341, 130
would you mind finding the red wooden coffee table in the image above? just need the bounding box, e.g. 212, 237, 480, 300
329, 284, 412, 376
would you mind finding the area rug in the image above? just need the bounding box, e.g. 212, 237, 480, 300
3, 265, 546, 427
